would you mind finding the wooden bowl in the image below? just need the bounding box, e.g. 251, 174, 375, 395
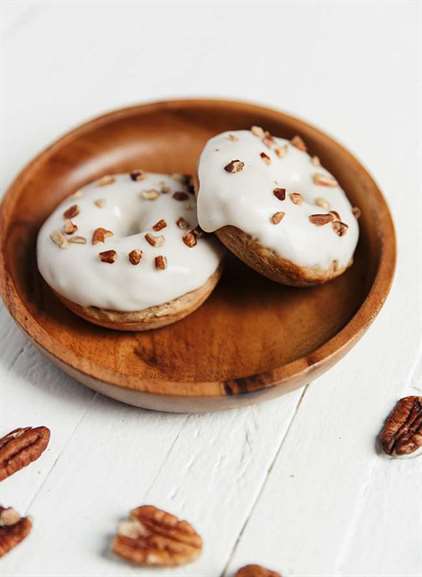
0, 99, 395, 412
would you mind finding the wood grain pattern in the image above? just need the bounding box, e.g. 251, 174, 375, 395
0, 99, 396, 411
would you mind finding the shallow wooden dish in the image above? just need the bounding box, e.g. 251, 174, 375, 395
0, 99, 395, 412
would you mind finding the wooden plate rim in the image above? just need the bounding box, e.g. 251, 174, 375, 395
0, 98, 396, 398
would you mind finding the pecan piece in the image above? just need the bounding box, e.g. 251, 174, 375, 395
224, 160, 245, 173
176, 217, 190, 230
128, 250, 143, 265
99, 250, 117, 263
235, 564, 281, 577
273, 187, 286, 201
130, 169, 146, 181
141, 189, 160, 200
94, 198, 106, 208
352, 206, 361, 219
145, 233, 165, 247
62, 220, 77, 235
96, 175, 115, 186
153, 219, 167, 232
0, 427, 50, 481
290, 135, 307, 152
313, 172, 338, 187
68, 235, 87, 245
271, 211, 285, 224
274, 145, 287, 158
332, 221, 348, 237
155, 256, 167, 270
289, 192, 303, 205
92, 227, 113, 245
0, 507, 32, 558
309, 213, 334, 226
182, 231, 198, 247
63, 204, 79, 219
379, 397, 422, 456
260, 152, 271, 165
50, 230, 68, 249
315, 197, 330, 209
112, 505, 202, 566
251, 126, 265, 138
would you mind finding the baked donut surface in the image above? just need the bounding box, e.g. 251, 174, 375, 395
37, 172, 223, 329
197, 128, 360, 286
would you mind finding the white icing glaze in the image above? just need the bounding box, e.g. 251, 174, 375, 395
197, 130, 359, 271
37, 173, 223, 312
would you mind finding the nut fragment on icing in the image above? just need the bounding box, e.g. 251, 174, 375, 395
271, 212, 285, 224
315, 197, 330, 209
153, 219, 167, 232
182, 232, 197, 247
99, 249, 117, 263
176, 217, 190, 229
68, 236, 87, 244
63, 204, 79, 219
290, 135, 307, 151
130, 170, 146, 181
309, 214, 334, 226
50, 230, 68, 248
313, 173, 338, 187
273, 187, 286, 201
155, 255, 167, 270
96, 175, 115, 186
145, 233, 165, 247
128, 249, 143, 265
63, 220, 77, 234
251, 126, 265, 138
141, 189, 160, 200
224, 160, 245, 173
260, 152, 271, 165
332, 221, 349, 236
92, 227, 113, 245
289, 192, 303, 205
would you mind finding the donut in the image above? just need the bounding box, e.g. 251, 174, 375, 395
37, 172, 223, 330
196, 127, 360, 287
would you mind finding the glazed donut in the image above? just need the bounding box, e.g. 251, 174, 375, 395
37, 172, 223, 330
196, 128, 360, 287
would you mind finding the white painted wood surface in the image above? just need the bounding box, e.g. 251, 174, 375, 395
0, 1, 420, 575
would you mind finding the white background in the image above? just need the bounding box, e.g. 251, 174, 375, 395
0, 0, 421, 575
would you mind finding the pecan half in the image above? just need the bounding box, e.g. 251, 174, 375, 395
379, 397, 422, 456
224, 160, 245, 173
273, 187, 286, 201
63, 204, 79, 219
112, 505, 202, 566
0, 427, 50, 481
92, 227, 113, 245
235, 564, 281, 577
128, 250, 143, 265
99, 250, 117, 263
291, 135, 307, 152
0, 507, 32, 558
309, 213, 334, 226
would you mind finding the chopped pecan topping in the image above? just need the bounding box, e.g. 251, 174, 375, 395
329, 210, 341, 221
309, 213, 334, 226
332, 221, 348, 236
271, 211, 285, 224
0, 427, 50, 481
128, 249, 143, 265
291, 135, 307, 152
141, 189, 160, 200
145, 233, 165, 247
313, 172, 338, 187
274, 145, 287, 158
176, 217, 190, 229
68, 235, 87, 244
227, 134, 239, 141
130, 169, 146, 181
92, 227, 113, 245
112, 505, 202, 566
352, 206, 361, 219
62, 220, 77, 235
273, 187, 286, 201
182, 231, 198, 247
0, 507, 32, 558
289, 192, 303, 205
379, 397, 422, 456
263, 136, 273, 149
235, 564, 281, 577
50, 230, 68, 248
155, 256, 167, 270
311, 155, 321, 166
315, 197, 330, 209
99, 250, 117, 263
160, 183, 171, 194
260, 152, 271, 165
94, 198, 106, 208
153, 219, 167, 232
251, 126, 265, 138
173, 192, 189, 201
63, 204, 79, 219
96, 175, 115, 186
224, 160, 245, 173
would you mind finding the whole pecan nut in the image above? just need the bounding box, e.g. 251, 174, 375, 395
235, 564, 282, 577
112, 505, 202, 566
0, 506, 32, 558
0, 427, 50, 481
379, 396, 422, 456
